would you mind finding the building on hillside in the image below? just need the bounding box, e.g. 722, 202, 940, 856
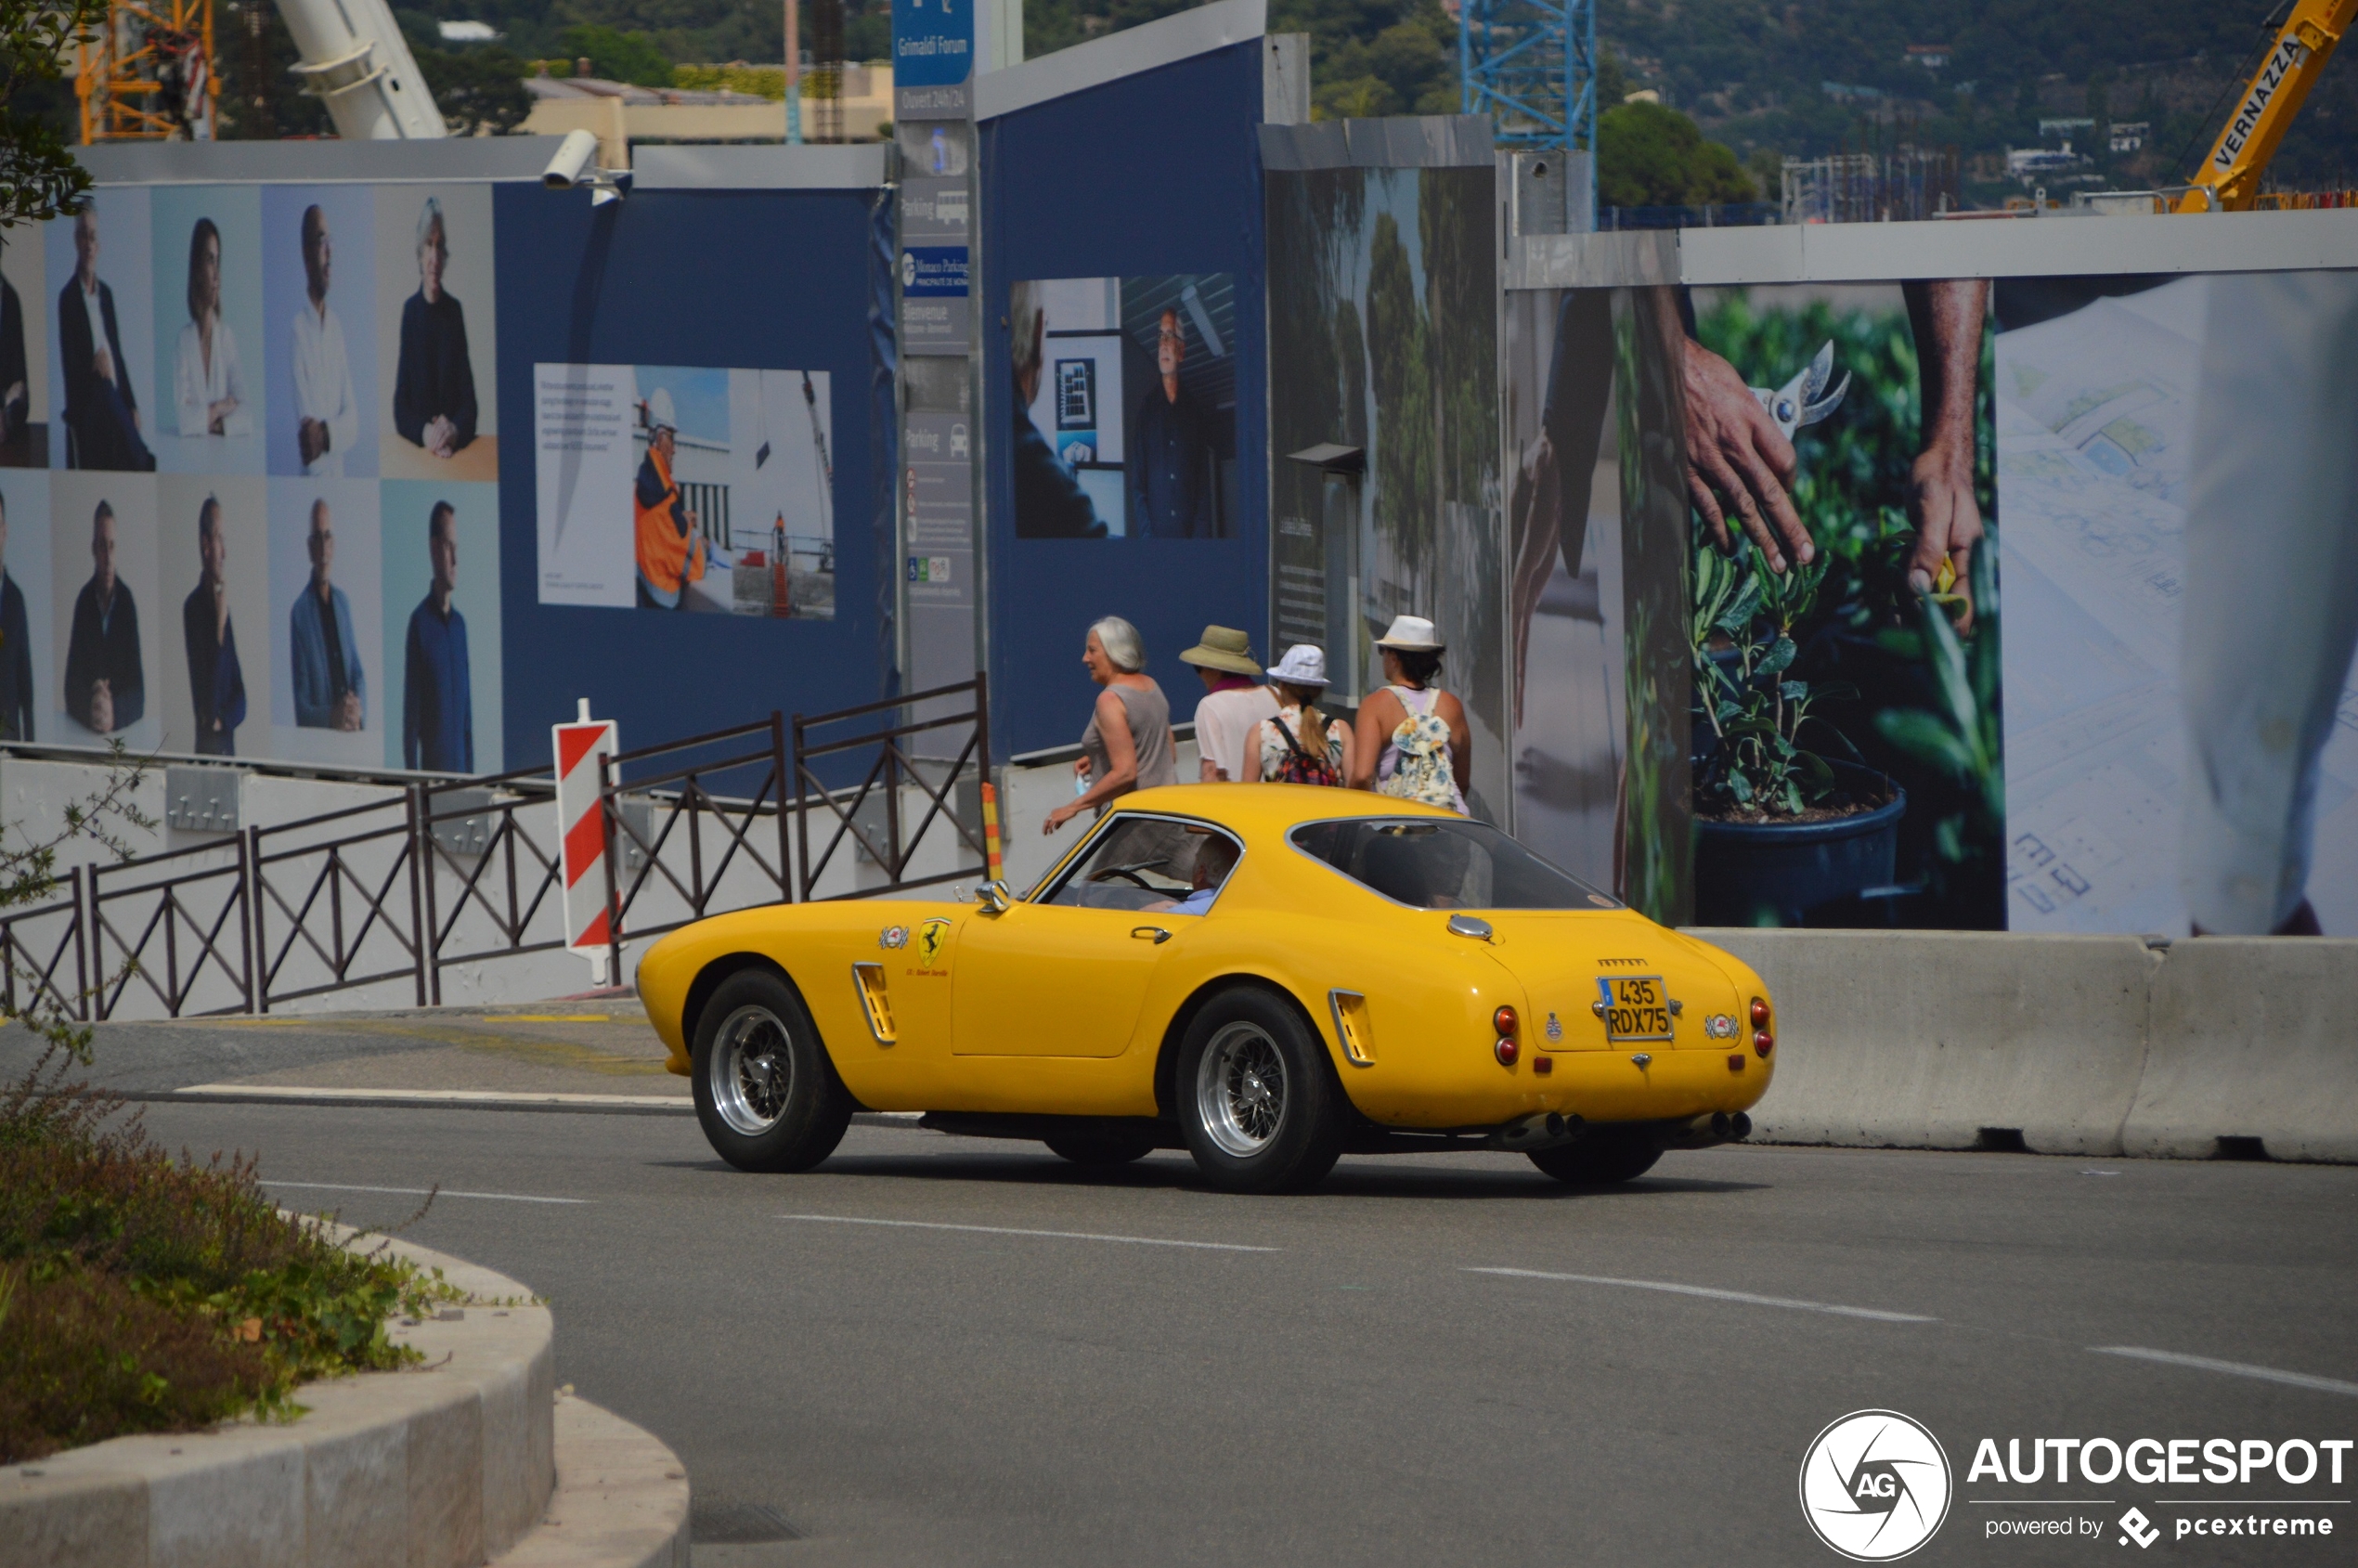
2007, 145, 2087, 179
1905, 45, 1950, 71
521, 65, 893, 167
2110, 121, 2148, 153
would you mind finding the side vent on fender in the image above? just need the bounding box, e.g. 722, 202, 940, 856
851, 963, 897, 1044
1328, 990, 1375, 1067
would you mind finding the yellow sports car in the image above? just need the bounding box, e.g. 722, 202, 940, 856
634, 784, 1777, 1193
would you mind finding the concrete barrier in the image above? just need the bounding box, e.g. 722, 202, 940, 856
0, 1232, 687, 1568
2124, 937, 2358, 1163
1689, 928, 2358, 1163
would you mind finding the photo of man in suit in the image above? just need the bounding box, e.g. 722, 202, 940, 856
181, 494, 245, 757
0, 234, 29, 460
56, 204, 154, 473
289, 497, 364, 731
292, 204, 357, 476
0, 487, 32, 741
1127, 307, 1211, 538
401, 499, 471, 771
64, 499, 143, 732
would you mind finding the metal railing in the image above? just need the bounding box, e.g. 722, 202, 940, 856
5, 684, 997, 1021
596, 714, 796, 973
793, 675, 992, 901
417, 770, 568, 1007
89, 838, 252, 1019
250, 795, 425, 1012
0, 867, 87, 1021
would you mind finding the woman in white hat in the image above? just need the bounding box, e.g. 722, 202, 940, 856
1248, 644, 1354, 785
1350, 615, 1470, 813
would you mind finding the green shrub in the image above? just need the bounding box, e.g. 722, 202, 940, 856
0, 1056, 454, 1463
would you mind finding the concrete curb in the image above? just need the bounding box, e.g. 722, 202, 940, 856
493, 1396, 690, 1568
4, 1233, 553, 1567
1689, 928, 2358, 1161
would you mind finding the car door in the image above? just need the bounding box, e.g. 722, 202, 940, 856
952, 813, 1231, 1058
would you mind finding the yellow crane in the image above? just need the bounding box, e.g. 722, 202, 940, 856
2173, 0, 2358, 211
77, 0, 216, 142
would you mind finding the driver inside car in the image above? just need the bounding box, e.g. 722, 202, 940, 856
1145, 833, 1240, 916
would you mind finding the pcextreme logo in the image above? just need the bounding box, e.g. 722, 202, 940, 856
1800, 1409, 1954, 1561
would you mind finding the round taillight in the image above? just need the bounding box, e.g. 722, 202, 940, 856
1755, 1030, 1774, 1057
1493, 1005, 1519, 1037
1750, 997, 1770, 1027
1495, 1036, 1519, 1066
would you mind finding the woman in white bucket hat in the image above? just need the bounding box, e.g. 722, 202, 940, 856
1247, 644, 1354, 785
1349, 615, 1470, 814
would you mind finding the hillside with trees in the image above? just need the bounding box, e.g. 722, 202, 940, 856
114, 0, 2358, 202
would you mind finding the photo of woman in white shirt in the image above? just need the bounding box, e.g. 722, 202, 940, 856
175, 217, 249, 440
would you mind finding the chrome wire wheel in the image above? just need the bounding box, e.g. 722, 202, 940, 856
709, 1004, 795, 1135
1196, 1020, 1289, 1157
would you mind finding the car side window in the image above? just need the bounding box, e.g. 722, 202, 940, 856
1042, 816, 1239, 913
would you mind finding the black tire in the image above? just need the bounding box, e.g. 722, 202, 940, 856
1528, 1132, 1662, 1186
690, 968, 853, 1173
1176, 986, 1347, 1194
1043, 1130, 1157, 1167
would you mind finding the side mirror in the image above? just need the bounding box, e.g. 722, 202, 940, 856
976, 879, 1012, 915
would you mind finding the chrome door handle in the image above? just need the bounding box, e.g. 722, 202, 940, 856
1132, 927, 1172, 944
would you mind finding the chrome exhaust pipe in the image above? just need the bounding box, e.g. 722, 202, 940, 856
1656, 1110, 1752, 1150
1486, 1110, 1584, 1152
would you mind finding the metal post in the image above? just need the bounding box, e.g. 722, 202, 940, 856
236, 834, 255, 1014
884, 719, 903, 881
249, 823, 269, 1013
421, 787, 445, 1007
972, 669, 993, 881
793, 712, 812, 901
162, 884, 180, 1017
71, 864, 88, 1023
406, 784, 427, 1006
771, 710, 793, 903
599, 753, 623, 987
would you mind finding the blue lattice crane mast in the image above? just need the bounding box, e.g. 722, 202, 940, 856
1459, 0, 1597, 227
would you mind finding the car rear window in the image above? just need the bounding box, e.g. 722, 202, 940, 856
1289, 818, 1621, 911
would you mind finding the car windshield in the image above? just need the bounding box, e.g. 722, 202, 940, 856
1038, 814, 1241, 913
1289, 818, 1621, 911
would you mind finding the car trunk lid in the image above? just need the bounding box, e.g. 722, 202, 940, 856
1474, 914, 1749, 1051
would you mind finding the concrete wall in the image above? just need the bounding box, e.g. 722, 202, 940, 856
1696, 927, 2358, 1162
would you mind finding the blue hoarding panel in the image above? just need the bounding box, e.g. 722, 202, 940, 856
493, 183, 886, 771
979, 41, 1269, 757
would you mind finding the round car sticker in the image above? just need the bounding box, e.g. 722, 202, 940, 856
879, 926, 909, 950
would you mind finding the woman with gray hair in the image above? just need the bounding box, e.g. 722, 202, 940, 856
392, 195, 478, 459
1044, 616, 1177, 834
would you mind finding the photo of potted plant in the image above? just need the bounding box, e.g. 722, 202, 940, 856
1684, 286, 2003, 927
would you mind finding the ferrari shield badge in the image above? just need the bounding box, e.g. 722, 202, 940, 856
879, 926, 909, 950
914, 917, 952, 969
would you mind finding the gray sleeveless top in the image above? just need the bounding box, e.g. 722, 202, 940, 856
1082, 680, 1177, 809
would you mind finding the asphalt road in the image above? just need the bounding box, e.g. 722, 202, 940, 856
114, 1094, 2358, 1568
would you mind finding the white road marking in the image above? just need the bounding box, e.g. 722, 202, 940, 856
2092, 1346, 2358, 1398
175, 1083, 692, 1110
779, 1213, 1275, 1252
266, 1181, 590, 1206
1465, 1267, 1937, 1322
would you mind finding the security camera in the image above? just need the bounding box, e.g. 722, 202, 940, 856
543, 129, 597, 189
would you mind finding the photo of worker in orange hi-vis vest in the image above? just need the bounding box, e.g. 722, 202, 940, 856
634, 387, 708, 609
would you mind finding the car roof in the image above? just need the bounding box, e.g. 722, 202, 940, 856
1102, 784, 1462, 840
